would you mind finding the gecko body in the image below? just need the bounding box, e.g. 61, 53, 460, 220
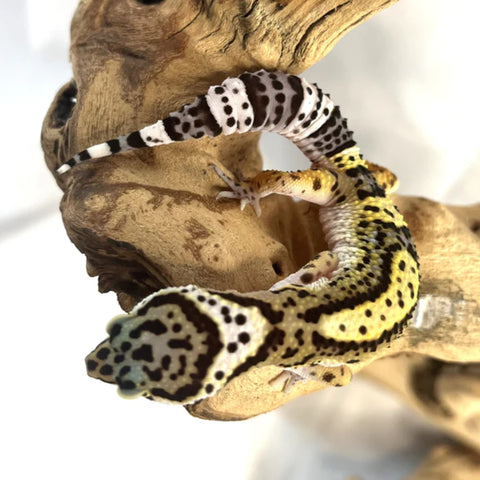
64, 71, 419, 404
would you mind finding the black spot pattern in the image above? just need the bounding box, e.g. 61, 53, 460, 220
136, 293, 223, 403
132, 344, 154, 362
59, 70, 355, 173
163, 95, 222, 141
76, 70, 420, 409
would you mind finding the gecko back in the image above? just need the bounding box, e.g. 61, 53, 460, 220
76, 70, 419, 405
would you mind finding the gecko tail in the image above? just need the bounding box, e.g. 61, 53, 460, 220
56, 70, 358, 175
56, 151, 89, 174
55, 128, 159, 174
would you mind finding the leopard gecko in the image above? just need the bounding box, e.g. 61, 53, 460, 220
57, 70, 420, 404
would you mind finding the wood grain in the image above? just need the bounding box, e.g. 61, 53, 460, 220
41, 0, 480, 452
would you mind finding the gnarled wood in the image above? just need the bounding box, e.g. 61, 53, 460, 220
405, 444, 480, 480
41, 0, 480, 448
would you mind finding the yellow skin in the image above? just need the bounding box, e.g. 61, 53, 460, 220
86, 146, 419, 404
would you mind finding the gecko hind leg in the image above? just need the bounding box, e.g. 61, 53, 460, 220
270, 250, 339, 291
270, 364, 352, 394
211, 163, 341, 216
364, 159, 399, 193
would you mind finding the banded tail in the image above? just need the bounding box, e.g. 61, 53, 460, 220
57, 70, 355, 174
78, 70, 421, 405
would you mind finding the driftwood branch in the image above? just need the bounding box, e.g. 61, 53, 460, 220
41, 0, 480, 459
405, 444, 480, 480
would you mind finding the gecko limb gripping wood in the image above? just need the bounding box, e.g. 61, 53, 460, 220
41, 6, 480, 468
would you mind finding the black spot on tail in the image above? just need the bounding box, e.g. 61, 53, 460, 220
107, 139, 121, 154
79, 150, 91, 161
240, 73, 269, 128
285, 76, 304, 126
197, 95, 222, 136
163, 117, 183, 141
126, 131, 147, 148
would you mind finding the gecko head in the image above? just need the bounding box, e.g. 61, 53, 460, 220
85, 286, 239, 404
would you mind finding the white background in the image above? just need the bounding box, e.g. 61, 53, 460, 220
1, 1, 478, 479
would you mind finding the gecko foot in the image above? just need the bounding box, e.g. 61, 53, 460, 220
269, 364, 352, 394
209, 163, 262, 216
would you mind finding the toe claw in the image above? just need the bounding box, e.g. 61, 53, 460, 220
216, 191, 237, 201
252, 200, 262, 217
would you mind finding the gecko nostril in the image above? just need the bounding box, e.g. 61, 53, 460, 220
272, 261, 283, 276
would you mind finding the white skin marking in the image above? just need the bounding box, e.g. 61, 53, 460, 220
75, 71, 419, 404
